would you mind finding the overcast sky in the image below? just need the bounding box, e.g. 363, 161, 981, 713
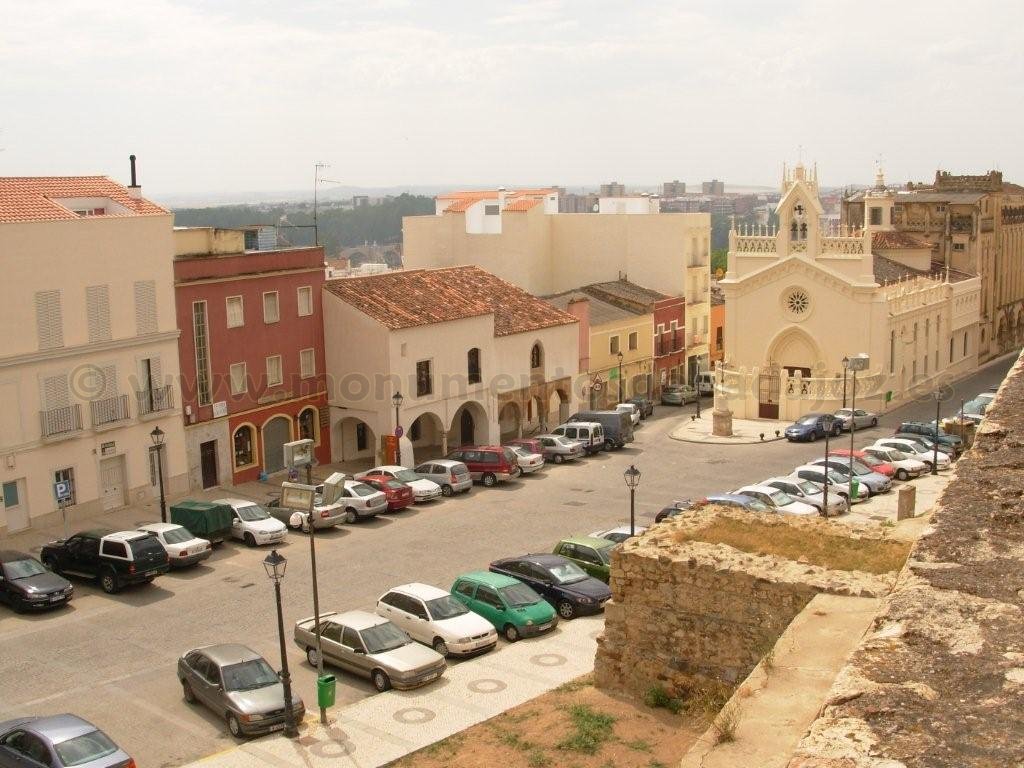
2, 0, 1022, 199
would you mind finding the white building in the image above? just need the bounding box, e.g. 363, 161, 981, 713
322, 265, 580, 466
0, 173, 187, 534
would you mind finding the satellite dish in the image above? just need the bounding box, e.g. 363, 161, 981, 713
592, 203, 599, 213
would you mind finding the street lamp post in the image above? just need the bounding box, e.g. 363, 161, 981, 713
841, 356, 849, 409
392, 391, 404, 465
263, 550, 298, 739
623, 465, 641, 537
694, 360, 701, 419
844, 354, 870, 501
149, 426, 167, 523
617, 351, 624, 403
932, 390, 942, 476
821, 415, 833, 518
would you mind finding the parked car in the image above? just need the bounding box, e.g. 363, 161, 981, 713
551, 422, 605, 455
959, 397, 988, 424
654, 494, 772, 523
376, 583, 497, 657
294, 610, 446, 692
810, 458, 892, 495
0, 714, 131, 768
896, 422, 963, 457
762, 477, 848, 516
266, 472, 347, 530
792, 464, 862, 503
589, 525, 648, 543
784, 413, 842, 442
827, 448, 895, 478
569, 410, 634, 449
40, 529, 170, 594
359, 475, 416, 511
412, 459, 473, 496
445, 447, 521, 487
490, 554, 611, 620
860, 446, 928, 481
552, 536, 617, 582
695, 371, 716, 396
360, 465, 443, 502
0, 550, 73, 611
661, 384, 698, 406
518, 435, 584, 464
625, 395, 655, 418
833, 408, 879, 431
332, 480, 386, 522
733, 484, 819, 516
506, 445, 545, 474
215, 499, 288, 547
450, 571, 557, 642
178, 644, 304, 737
170, 500, 234, 545
137, 523, 211, 568
870, 438, 951, 470
615, 403, 641, 427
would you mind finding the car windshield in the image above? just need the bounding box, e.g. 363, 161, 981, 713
348, 482, 378, 498
849, 461, 872, 476
53, 730, 119, 767
548, 561, 589, 585
129, 536, 167, 557
796, 481, 820, 495
385, 480, 406, 490
888, 450, 909, 461
835, 409, 852, 417
859, 454, 883, 467
222, 658, 279, 691
393, 470, 419, 483
745, 499, 771, 511
555, 437, 573, 446
236, 504, 270, 521
594, 545, 613, 564
509, 446, 529, 458
3, 558, 47, 579
361, 621, 410, 653
498, 582, 541, 607
769, 490, 795, 506
425, 595, 468, 620
162, 528, 194, 545
826, 469, 846, 484
798, 416, 818, 425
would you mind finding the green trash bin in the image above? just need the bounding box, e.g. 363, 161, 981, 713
317, 675, 336, 708
850, 477, 860, 500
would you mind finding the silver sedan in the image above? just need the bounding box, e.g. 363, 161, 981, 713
833, 408, 878, 431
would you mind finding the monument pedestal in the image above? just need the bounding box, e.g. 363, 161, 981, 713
712, 408, 733, 437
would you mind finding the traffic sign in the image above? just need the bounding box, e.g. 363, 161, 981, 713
54, 481, 71, 502
394, 425, 404, 438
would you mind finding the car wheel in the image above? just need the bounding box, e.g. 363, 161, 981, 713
345, 508, 358, 524
810, 431, 817, 442
243, 533, 257, 547
99, 569, 119, 594
482, 473, 497, 487
896, 468, 909, 481
605, 440, 615, 451
441, 484, 454, 497
557, 600, 576, 620
503, 624, 520, 642
833, 425, 842, 436
432, 638, 449, 656
227, 713, 243, 738
553, 454, 564, 464
182, 680, 196, 704
306, 646, 321, 667
871, 418, 878, 427
372, 669, 391, 692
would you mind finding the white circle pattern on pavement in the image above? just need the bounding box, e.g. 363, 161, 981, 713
530, 653, 567, 667
393, 707, 436, 724
467, 678, 507, 693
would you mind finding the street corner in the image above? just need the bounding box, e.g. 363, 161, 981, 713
669, 414, 791, 444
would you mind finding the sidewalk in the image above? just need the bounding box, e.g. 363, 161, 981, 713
670, 414, 791, 444
185, 615, 602, 768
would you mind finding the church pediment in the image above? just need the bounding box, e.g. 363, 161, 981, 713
728, 254, 875, 299
775, 182, 825, 217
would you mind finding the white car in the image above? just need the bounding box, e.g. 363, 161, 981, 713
137, 522, 211, 567
615, 403, 641, 427
215, 498, 288, 547
762, 476, 848, 516
362, 466, 442, 503
869, 438, 951, 471
336, 480, 388, 522
860, 446, 928, 481
507, 445, 545, 474
733, 484, 819, 516
792, 464, 866, 504
376, 582, 497, 657
589, 525, 647, 543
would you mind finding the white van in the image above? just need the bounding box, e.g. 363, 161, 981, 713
552, 421, 605, 455
695, 371, 715, 396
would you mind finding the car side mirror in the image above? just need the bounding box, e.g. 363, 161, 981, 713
353, 648, 365, 655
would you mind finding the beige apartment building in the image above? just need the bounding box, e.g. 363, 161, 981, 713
403, 187, 712, 382
0, 174, 187, 535
844, 170, 1024, 363
718, 163, 981, 421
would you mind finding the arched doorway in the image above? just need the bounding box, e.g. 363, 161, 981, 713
460, 410, 474, 445
449, 401, 487, 448
333, 417, 376, 465
554, 388, 570, 424
767, 327, 821, 377
262, 415, 292, 473
408, 412, 445, 462
499, 402, 522, 443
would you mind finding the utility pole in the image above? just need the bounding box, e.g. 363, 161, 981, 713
313, 162, 329, 247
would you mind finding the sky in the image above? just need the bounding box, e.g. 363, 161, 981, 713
2, 0, 1022, 199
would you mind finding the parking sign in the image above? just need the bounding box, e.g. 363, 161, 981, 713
54, 481, 71, 502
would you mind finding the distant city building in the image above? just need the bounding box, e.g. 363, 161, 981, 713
598, 195, 660, 214
702, 180, 725, 195
600, 181, 626, 198
662, 180, 687, 197
559, 192, 600, 213
352, 195, 370, 208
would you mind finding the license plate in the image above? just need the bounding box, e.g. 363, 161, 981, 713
538, 622, 552, 631
49, 594, 63, 602
268, 722, 285, 732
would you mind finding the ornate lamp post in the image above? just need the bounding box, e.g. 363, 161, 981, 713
623, 464, 641, 536
932, 389, 942, 476
821, 415, 833, 517
263, 550, 299, 739
844, 354, 869, 500
149, 426, 167, 523
617, 351, 624, 403
392, 391, 404, 465
694, 360, 702, 419
841, 356, 849, 409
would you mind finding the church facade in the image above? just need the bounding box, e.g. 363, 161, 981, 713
716, 163, 981, 421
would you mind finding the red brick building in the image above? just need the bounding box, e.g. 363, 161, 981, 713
173, 228, 330, 488
653, 295, 687, 391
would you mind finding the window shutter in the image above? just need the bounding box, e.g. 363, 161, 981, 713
35, 290, 64, 350
86, 285, 111, 343
98, 364, 117, 399
42, 373, 70, 409
148, 356, 163, 390
134, 280, 158, 335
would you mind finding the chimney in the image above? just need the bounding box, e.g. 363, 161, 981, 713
127, 154, 142, 199
498, 186, 507, 208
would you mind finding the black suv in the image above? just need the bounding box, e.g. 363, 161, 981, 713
41, 529, 170, 594
896, 422, 963, 457
0, 550, 73, 611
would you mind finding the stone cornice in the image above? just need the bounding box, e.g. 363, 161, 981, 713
0, 330, 181, 369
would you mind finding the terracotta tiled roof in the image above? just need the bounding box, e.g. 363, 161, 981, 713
439, 187, 555, 214
436, 190, 501, 200
872, 231, 936, 250
0, 176, 168, 223
503, 198, 543, 212
324, 265, 577, 337
443, 197, 485, 213
873, 255, 977, 285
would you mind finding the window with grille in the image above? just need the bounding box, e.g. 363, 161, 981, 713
416, 360, 433, 397
628, 332, 638, 351
226, 296, 244, 328
263, 292, 280, 323
467, 348, 481, 384
192, 301, 212, 406
230, 363, 247, 395
266, 355, 283, 387
300, 348, 315, 379
35, 290, 64, 350
609, 336, 620, 355
356, 422, 368, 450
297, 286, 313, 317
298, 408, 317, 441
134, 280, 157, 335
86, 285, 111, 342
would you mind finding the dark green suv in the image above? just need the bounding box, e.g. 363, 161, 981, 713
41, 529, 170, 594
552, 536, 617, 582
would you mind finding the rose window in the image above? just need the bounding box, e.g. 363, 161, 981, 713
786, 290, 810, 315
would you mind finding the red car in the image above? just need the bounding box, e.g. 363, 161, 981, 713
446, 445, 520, 487
828, 448, 894, 477
358, 474, 414, 512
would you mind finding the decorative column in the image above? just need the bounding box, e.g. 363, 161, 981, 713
711, 362, 733, 437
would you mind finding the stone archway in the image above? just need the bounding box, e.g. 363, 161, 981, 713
554, 387, 571, 424
767, 327, 822, 374
333, 417, 376, 466
261, 415, 292, 474
449, 401, 488, 448
499, 401, 522, 443
408, 411, 445, 463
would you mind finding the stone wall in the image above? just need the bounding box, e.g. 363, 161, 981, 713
595, 509, 893, 700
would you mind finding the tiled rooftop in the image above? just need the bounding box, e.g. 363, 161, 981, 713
324, 265, 577, 337
873, 254, 976, 284
503, 198, 543, 212
0, 176, 168, 223
872, 231, 936, 250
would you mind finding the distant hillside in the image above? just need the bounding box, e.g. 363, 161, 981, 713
172, 193, 435, 255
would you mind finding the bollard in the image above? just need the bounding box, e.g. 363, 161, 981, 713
897, 484, 916, 521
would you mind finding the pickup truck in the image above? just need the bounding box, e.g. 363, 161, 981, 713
40, 529, 170, 594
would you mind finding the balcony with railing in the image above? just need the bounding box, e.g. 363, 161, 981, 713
90, 394, 131, 429
40, 404, 83, 440
137, 384, 175, 418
